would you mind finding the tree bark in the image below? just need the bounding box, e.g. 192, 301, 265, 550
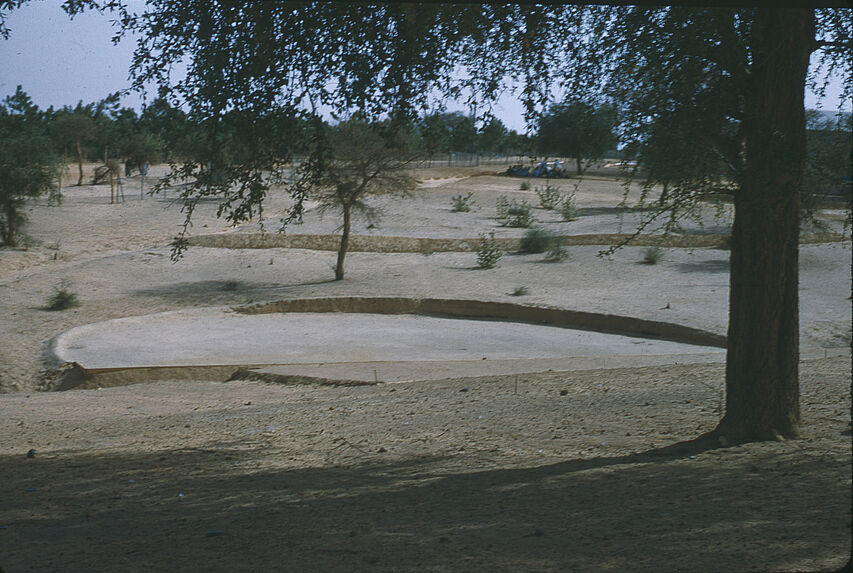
659, 183, 669, 206
335, 203, 351, 281
715, 9, 812, 442
75, 140, 84, 186
575, 156, 582, 175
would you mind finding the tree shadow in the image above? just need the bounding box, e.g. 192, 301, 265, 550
132, 278, 338, 305
677, 225, 733, 236
1, 433, 847, 572
674, 259, 730, 274
576, 206, 658, 217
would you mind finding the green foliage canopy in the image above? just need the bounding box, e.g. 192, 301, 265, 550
536, 100, 617, 173
0, 87, 62, 245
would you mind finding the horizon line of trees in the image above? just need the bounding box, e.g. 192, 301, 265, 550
2, 82, 849, 248
5, 83, 850, 176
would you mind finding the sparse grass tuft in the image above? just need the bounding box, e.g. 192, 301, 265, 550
641, 246, 664, 265
451, 192, 475, 212
560, 193, 579, 221
544, 242, 569, 262
535, 185, 562, 210
519, 180, 531, 191
510, 285, 529, 296
498, 199, 534, 228
44, 280, 79, 311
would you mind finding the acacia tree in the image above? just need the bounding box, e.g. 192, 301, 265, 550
804, 110, 852, 206
0, 88, 61, 246
477, 117, 510, 156
307, 118, 418, 280
600, 7, 851, 442
537, 100, 618, 174
49, 113, 95, 186
54, 2, 851, 444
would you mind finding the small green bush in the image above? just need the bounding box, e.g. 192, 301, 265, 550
519, 180, 531, 191
451, 192, 475, 212
495, 195, 510, 220
560, 193, 579, 221
498, 199, 534, 228
641, 246, 664, 265
535, 185, 562, 210
544, 242, 568, 262
520, 226, 557, 254
510, 285, 529, 296
476, 231, 503, 269
44, 280, 79, 311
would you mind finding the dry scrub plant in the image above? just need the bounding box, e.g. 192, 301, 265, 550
476, 231, 503, 268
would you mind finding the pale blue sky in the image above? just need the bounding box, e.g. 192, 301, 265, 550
2, 1, 850, 132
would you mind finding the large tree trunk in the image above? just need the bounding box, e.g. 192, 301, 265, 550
715, 9, 812, 442
335, 203, 351, 281
75, 140, 84, 186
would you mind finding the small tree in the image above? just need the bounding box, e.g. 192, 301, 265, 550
104, 159, 124, 204
804, 110, 852, 217
537, 100, 618, 175
306, 119, 419, 280
124, 132, 163, 198
477, 116, 509, 155
50, 113, 96, 186
0, 90, 61, 246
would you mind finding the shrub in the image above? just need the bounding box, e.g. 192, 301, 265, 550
44, 280, 79, 311
476, 231, 502, 269
519, 180, 531, 191
510, 285, 529, 296
520, 226, 557, 253
535, 185, 562, 210
451, 192, 475, 212
641, 246, 664, 265
560, 193, 579, 221
544, 242, 568, 262
498, 199, 534, 228
495, 195, 510, 220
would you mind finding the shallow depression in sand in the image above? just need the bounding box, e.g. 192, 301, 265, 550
53, 309, 724, 373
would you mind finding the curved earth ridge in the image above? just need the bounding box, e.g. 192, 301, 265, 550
47, 297, 728, 390
185, 231, 846, 252
236, 296, 727, 348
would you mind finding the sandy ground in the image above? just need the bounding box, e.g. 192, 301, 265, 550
0, 164, 850, 572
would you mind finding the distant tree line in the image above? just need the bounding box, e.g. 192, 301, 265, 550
2, 82, 849, 249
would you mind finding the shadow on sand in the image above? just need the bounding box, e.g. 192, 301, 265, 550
1, 433, 847, 572
132, 279, 338, 305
